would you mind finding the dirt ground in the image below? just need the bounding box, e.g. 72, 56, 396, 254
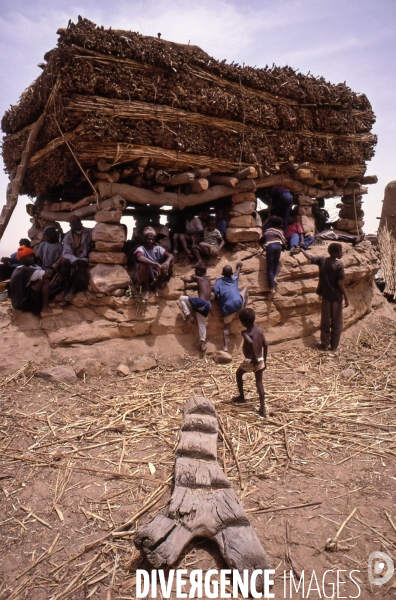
0, 316, 395, 600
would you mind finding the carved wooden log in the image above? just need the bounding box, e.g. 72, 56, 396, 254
135, 396, 270, 590
209, 175, 239, 188
235, 166, 258, 180
361, 175, 378, 185
231, 192, 256, 204
169, 172, 195, 186
193, 167, 211, 178
294, 168, 312, 180
95, 179, 255, 208
39, 195, 126, 223
39, 204, 98, 222
189, 178, 209, 193
42, 195, 96, 213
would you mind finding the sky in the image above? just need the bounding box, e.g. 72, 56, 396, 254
0, 0, 395, 255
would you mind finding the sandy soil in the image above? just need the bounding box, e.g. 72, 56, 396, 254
0, 316, 395, 600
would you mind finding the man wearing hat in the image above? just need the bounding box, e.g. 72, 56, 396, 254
133, 227, 174, 299
9, 246, 62, 317
61, 217, 92, 302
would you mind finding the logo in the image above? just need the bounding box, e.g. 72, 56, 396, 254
368, 551, 394, 586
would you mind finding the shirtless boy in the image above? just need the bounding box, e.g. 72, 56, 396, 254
232, 308, 268, 417
179, 263, 212, 352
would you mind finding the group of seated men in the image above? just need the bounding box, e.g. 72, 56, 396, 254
131, 210, 227, 299
4, 209, 229, 314
4, 217, 93, 317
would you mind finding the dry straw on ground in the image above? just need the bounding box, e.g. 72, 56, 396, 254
0, 317, 395, 598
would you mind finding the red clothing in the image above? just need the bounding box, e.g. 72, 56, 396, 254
285, 222, 303, 237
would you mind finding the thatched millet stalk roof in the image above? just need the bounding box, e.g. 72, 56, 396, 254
1, 16, 377, 200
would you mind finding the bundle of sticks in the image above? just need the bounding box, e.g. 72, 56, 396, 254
1, 17, 377, 202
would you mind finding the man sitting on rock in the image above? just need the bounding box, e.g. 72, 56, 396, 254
192, 216, 225, 264
285, 215, 315, 254
1, 238, 31, 281
179, 263, 212, 352
173, 211, 203, 261
213, 262, 248, 352
134, 227, 174, 299
10, 245, 62, 318
38, 227, 62, 270
61, 217, 93, 302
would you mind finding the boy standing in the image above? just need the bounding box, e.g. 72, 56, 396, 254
233, 308, 268, 418
300, 243, 349, 351
179, 263, 212, 352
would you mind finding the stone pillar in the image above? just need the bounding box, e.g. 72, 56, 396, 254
226, 192, 262, 243
380, 181, 396, 234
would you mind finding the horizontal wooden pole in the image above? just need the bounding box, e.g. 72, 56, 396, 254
95, 179, 255, 208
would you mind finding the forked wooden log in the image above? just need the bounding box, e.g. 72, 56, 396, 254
135, 395, 270, 590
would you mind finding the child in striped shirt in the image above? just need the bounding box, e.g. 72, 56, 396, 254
260, 216, 286, 293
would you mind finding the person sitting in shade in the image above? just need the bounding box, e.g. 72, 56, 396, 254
285, 215, 315, 254
213, 262, 248, 352
216, 209, 228, 238
192, 215, 225, 263
61, 217, 93, 302
37, 227, 63, 270
9, 246, 62, 318
1, 238, 32, 281
259, 216, 286, 294
134, 227, 174, 299
173, 211, 203, 261
179, 263, 212, 352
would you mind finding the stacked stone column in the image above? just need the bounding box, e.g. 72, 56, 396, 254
335, 195, 364, 235
226, 192, 262, 243
89, 195, 131, 294
294, 194, 317, 236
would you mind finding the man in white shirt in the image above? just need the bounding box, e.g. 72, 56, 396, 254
134, 227, 174, 299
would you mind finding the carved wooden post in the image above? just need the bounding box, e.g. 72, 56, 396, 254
135, 395, 270, 591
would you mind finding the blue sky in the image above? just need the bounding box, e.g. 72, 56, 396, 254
0, 0, 395, 254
